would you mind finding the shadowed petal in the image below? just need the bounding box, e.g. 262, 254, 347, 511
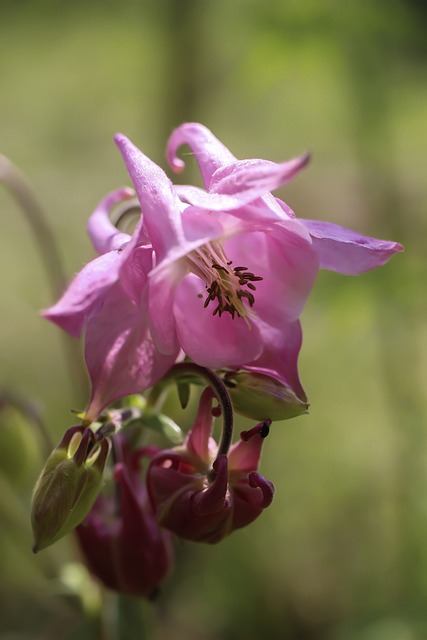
85, 285, 178, 420
43, 251, 123, 338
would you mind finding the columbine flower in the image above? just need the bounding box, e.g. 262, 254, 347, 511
147, 388, 274, 543
45, 124, 403, 417
76, 436, 173, 598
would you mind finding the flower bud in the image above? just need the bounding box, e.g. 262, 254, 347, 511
76, 437, 173, 598
147, 390, 274, 543
31, 426, 109, 553
224, 370, 308, 421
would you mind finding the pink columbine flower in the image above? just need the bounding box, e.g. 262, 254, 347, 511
45, 124, 403, 417
147, 388, 274, 543
76, 436, 173, 598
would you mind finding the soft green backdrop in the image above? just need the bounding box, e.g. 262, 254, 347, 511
1, 1, 426, 639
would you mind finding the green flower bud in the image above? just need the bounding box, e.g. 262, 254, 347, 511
31, 426, 109, 553
224, 371, 309, 421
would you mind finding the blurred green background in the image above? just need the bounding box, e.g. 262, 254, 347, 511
0, 0, 426, 638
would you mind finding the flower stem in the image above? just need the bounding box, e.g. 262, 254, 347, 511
166, 362, 234, 457
0, 154, 87, 403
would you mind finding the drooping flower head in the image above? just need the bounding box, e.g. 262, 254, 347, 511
147, 388, 274, 543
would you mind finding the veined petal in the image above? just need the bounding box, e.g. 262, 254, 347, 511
87, 188, 134, 255
85, 285, 178, 421
174, 185, 292, 222
209, 155, 310, 197
167, 122, 236, 188
223, 224, 318, 328
114, 134, 186, 261
42, 251, 123, 338
301, 219, 404, 275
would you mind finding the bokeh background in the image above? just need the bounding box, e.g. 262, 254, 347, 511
1, 1, 426, 638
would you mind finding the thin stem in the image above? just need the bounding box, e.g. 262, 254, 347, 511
0, 389, 53, 457
166, 362, 234, 458
0, 154, 87, 403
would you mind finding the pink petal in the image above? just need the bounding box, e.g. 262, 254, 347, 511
209, 155, 310, 197
147, 261, 185, 356
223, 224, 318, 328
167, 122, 236, 188
245, 320, 306, 403
42, 251, 123, 338
87, 188, 134, 255
301, 219, 404, 275
230, 476, 274, 530
228, 421, 269, 472
114, 134, 186, 261
147, 207, 233, 356
185, 388, 216, 465
173, 274, 264, 369
119, 245, 153, 305
191, 456, 229, 517
85, 285, 178, 420
174, 185, 291, 222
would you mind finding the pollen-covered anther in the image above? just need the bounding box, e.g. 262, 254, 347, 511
203, 263, 263, 319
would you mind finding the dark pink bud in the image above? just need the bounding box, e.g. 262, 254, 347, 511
147, 393, 274, 544
76, 441, 173, 598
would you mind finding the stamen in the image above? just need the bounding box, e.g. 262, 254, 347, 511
185, 241, 263, 322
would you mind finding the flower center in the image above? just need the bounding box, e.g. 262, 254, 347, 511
185, 241, 262, 321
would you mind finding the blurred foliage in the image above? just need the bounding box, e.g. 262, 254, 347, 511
1, 0, 426, 638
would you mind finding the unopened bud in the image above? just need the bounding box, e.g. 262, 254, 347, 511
224, 371, 309, 421
31, 426, 109, 552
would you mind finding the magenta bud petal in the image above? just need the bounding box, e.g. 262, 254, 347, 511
191, 456, 229, 517
76, 439, 173, 598
248, 471, 275, 508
